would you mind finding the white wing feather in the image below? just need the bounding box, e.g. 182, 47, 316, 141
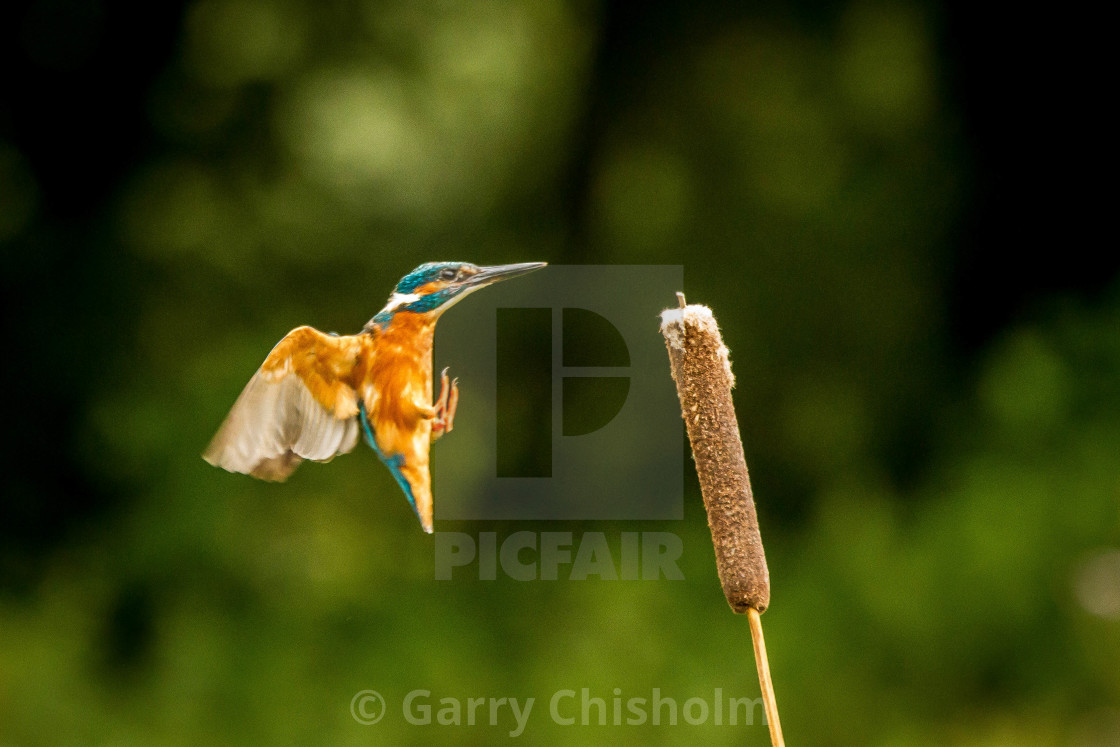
204, 370, 360, 481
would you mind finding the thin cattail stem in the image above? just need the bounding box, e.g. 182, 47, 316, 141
748, 607, 784, 747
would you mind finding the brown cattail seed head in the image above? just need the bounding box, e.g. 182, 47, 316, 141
660, 298, 770, 613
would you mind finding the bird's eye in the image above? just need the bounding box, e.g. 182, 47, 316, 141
440, 267, 458, 280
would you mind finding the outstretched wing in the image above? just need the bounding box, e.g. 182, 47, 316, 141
203, 326, 369, 481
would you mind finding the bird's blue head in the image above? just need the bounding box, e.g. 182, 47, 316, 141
371, 261, 547, 325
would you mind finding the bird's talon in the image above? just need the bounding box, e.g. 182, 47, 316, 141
431, 373, 460, 440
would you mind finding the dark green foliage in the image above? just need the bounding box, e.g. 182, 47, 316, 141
1, 1, 1115, 744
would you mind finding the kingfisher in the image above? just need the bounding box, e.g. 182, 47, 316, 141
203, 261, 547, 533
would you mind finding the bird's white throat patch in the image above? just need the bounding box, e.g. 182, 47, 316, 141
380, 292, 421, 315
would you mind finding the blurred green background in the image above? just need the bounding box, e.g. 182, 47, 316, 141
1, 0, 1116, 744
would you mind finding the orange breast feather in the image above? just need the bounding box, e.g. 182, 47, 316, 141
363, 313, 437, 459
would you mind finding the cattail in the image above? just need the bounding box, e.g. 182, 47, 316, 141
661, 292, 783, 746
660, 294, 769, 612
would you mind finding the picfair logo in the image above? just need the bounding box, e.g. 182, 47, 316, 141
434, 265, 683, 520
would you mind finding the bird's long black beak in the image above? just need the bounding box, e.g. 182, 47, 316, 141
463, 262, 547, 289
